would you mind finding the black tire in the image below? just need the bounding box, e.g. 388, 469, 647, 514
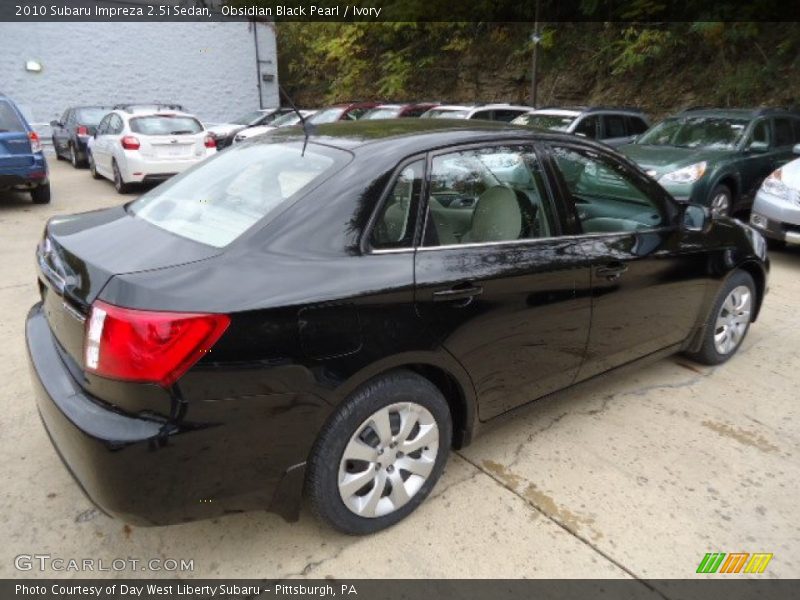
112, 160, 131, 194
709, 184, 732, 218
306, 369, 452, 535
69, 143, 84, 168
31, 183, 51, 204
88, 152, 102, 179
685, 270, 756, 366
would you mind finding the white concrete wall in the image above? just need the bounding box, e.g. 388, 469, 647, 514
0, 21, 279, 128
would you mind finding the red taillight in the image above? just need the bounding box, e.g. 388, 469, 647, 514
76, 125, 89, 136
121, 135, 140, 150
28, 131, 42, 153
84, 300, 230, 388
204, 135, 216, 149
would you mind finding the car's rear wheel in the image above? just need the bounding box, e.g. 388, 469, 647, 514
686, 270, 755, 365
112, 160, 131, 194
306, 370, 451, 535
69, 143, 82, 168
31, 183, 51, 204
709, 184, 732, 218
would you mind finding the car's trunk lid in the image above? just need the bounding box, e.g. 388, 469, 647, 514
38, 205, 219, 367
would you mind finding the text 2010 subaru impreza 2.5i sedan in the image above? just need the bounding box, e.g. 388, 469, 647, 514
27, 120, 768, 535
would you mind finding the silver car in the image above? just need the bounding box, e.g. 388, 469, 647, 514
750, 144, 800, 246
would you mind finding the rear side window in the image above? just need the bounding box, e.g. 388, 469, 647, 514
493, 109, 527, 122
0, 101, 26, 132
130, 116, 203, 135
471, 110, 494, 121
574, 116, 599, 139
774, 118, 794, 147
627, 116, 649, 135
603, 115, 627, 138
130, 143, 344, 247
370, 160, 425, 249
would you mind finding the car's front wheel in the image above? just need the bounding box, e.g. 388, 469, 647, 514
306, 370, 452, 535
112, 159, 131, 194
686, 270, 755, 365
709, 184, 732, 218
88, 152, 102, 179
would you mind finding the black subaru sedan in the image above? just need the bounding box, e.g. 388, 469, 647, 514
26, 120, 768, 534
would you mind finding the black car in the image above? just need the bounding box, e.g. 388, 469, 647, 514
51, 106, 111, 168
26, 120, 768, 535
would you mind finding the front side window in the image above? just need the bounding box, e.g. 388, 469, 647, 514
628, 116, 650, 135
424, 145, 553, 247
747, 120, 771, 150
130, 142, 345, 248
603, 115, 627, 138
309, 107, 347, 124
550, 145, 667, 234
638, 117, 747, 150
370, 160, 424, 249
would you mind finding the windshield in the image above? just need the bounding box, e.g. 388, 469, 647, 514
421, 108, 470, 119
130, 116, 203, 135
309, 107, 347, 124
512, 113, 576, 131
231, 111, 266, 126
637, 117, 748, 149
130, 143, 345, 247
363, 108, 402, 120
75, 108, 109, 125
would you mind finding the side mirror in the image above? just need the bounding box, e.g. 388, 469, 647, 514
746, 140, 769, 153
50, 120, 61, 128
793, 143, 800, 155
682, 202, 711, 231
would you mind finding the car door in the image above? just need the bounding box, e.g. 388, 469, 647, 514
53, 109, 70, 154
92, 115, 111, 175
413, 141, 593, 421
543, 142, 709, 380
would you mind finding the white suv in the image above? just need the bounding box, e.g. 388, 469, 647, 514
88, 109, 216, 193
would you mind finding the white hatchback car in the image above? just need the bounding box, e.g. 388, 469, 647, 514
88, 109, 216, 193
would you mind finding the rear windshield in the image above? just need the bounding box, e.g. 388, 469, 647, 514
513, 113, 576, 131
75, 108, 109, 125
129, 142, 346, 247
0, 101, 26, 132
421, 109, 470, 119
130, 116, 203, 135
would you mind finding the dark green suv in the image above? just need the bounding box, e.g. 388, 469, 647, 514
619, 108, 800, 216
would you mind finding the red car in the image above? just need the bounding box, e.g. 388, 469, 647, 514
361, 103, 439, 120
307, 102, 381, 124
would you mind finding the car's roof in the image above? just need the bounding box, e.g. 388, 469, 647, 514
115, 109, 197, 119
268, 118, 585, 154
529, 108, 582, 117
676, 107, 800, 119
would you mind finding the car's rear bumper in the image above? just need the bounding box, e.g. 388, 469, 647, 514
0, 154, 49, 189
26, 303, 306, 525
750, 190, 800, 244
121, 150, 215, 182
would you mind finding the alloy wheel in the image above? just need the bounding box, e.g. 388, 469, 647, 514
338, 402, 439, 518
70, 144, 78, 167
714, 285, 751, 355
113, 163, 123, 191
710, 192, 730, 218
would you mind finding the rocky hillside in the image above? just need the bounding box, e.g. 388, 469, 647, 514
278, 22, 800, 119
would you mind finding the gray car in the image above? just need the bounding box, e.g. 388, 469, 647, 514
750, 144, 800, 246
512, 106, 650, 147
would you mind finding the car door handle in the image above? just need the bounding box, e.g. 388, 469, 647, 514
432, 284, 483, 302
595, 263, 629, 281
